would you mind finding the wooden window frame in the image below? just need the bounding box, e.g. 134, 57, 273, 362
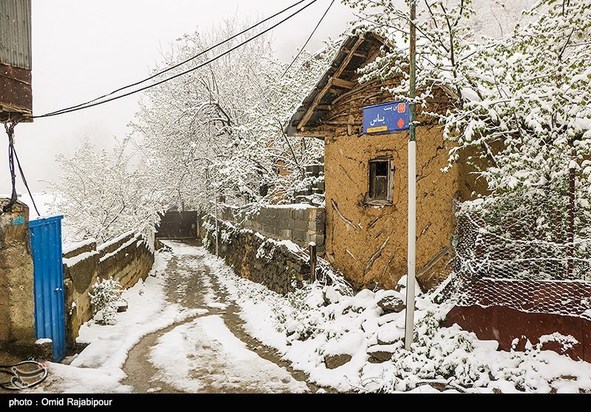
366, 157, 393, 206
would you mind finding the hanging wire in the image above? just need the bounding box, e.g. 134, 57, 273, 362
2, 122, 17, 213
13, 144, 40, 216
283, 0, 336, 77
33, 0, 319, 119
2, 121, 40, 216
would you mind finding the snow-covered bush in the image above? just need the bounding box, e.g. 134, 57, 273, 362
206, 250, 591, 393
89, 278, 125, 325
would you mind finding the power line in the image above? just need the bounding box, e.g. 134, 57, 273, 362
34, 0, 318, 119
38, 0, 307, 117
1, 122, 39, 216
283, 0, 336, 77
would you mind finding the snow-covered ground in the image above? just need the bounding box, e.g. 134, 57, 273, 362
28, 241, 591, 394
204, 254, 591, 394
150, 315, 307, 393
29, 247, 203, 393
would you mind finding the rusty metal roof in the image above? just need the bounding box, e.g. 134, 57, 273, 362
0, 0, 32, 121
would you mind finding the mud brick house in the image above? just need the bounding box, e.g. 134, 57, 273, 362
287, 32, 481, 291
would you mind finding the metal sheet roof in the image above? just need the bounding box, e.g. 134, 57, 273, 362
0, 0, 32, 69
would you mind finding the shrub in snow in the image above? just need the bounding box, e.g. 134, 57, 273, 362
208, 248, 591, 393
89, 278, 125, 325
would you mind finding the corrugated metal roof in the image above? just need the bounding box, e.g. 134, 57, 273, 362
0, 0, 32, 69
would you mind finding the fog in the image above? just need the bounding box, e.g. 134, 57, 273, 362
0, 0, 354, 195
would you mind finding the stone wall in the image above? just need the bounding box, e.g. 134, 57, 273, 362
203, 217, 311, 295
219, 204, 325, 255
63, 232, 154, 348
0, 200, 35, 344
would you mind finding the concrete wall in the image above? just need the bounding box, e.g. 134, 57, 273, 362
220, 204, 325, 255
63, 232, 154, 348
0, 200, 35, 343
203, 217, 311, 295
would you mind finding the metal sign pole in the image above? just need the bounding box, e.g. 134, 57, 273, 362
404, 0, 417, 351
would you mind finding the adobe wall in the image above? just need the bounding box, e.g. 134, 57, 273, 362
0, 200, 35, 343
318, 81, 478, 291
63, 232, 154, 349
324, 125, 463, 291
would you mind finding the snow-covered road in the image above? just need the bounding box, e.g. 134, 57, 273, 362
29, 240, 309, 394
26, 239, 591, 394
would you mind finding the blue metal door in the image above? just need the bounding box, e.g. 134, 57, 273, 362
29, 215, 65, 362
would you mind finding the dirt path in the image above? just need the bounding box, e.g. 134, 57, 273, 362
122, 240, 317, 393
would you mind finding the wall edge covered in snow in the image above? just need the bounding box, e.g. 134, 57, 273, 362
62, 232, 154, 349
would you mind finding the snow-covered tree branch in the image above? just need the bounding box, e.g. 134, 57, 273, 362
343, 0, 591, 245
130, 21, 337, 216
47, 138, 165, 244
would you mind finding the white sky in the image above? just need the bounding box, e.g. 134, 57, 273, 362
0, 0, 355, 194
28, 240, 591, 393
0, 0, 536, 197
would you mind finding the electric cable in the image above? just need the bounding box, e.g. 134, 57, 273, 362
283, 0, 335, 77
2, 122, 17, 213
38, 0, 308, 117
2, 0, 325, 214
1, 122, 40, 215
34, 0, 319, 119
13, 144, 40, 216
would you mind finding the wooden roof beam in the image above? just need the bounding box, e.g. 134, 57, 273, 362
296, 35, 366, 131
341, 49, 368, 59
331, 77, 356, 90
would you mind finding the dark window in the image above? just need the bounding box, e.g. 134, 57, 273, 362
368, 159, 392, 204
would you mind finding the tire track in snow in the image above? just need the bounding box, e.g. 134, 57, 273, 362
122, 240, 312, 393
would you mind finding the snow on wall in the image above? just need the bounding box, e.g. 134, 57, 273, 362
62, 231, 154, 348
62, 238, 97, 257
203, 216, 350, 296
203, 216, 311, 295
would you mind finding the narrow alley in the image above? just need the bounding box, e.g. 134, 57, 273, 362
121, 240, 312, 393
27, 240, 315, 394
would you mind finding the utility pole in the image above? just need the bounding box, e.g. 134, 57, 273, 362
404, 0, 417, 351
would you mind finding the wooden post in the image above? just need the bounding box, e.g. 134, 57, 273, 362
309, 242, 317, 282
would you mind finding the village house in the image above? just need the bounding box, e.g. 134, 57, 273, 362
287, 31, 483, 292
